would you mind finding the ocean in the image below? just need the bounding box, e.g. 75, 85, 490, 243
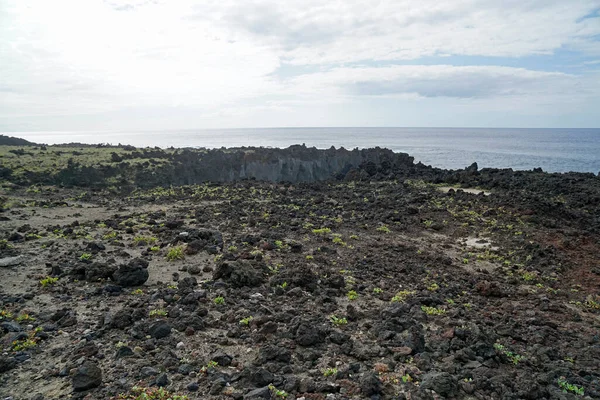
7, 127, 600, 174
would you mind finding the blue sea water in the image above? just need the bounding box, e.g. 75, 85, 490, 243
8, 127, 600, 173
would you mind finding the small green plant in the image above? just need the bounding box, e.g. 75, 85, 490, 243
306, 255, 314, 260
330, 315, 348, 326
332, 236, 347, 246
131, 288, 144, 295
421, 305, 446, 316
557, 377, 584, 395
227, 245, 238, 252
494, 343, 523, 365
214, 296, 225, 305
373, 287, 383, 294
40, 276, 58, 288
0, 310, 13, 320
584, 296, 600, 310
445, 298, 455, 305
16, 313, 35, 322
149, 309, 168, 318
350, 234, 359, 240
103, 231, 118, 240
268, 384, 288, 399
391, 290, 415, 303
427, 283, 439, 291
376, 225, 391, 233
347, 290, 358, 300
200, 360, 219, 374
522, 271, 536, 281
279, 281, 288, 290
274, 240, 283, 249
268, 264, 281, 274
312, 227, 331, 235
79, 253, 92, 261
401, 374, 413, 383
250, 249, 263, 257
239, 316, 253, 325
114, 386, 189, 400
423, 220, 434, 228
322, 367, 338, 377
166, 246, 184, 261
133, 235, 157, 245
12, 337, 37, 351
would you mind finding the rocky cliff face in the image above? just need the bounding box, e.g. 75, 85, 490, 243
1, 144, 417, 187
134, 145, 416, 186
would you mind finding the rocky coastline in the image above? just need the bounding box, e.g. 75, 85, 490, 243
0, 138, 599, 399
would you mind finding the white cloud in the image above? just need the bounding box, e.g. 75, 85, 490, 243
0, 0, 599, 128
287, 65, 597, 99
206, 0, 600, 63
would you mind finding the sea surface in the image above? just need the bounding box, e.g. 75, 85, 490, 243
7, 127, 600, 173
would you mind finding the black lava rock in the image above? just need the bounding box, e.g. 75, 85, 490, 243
72, 361, 103, 392
149, 321, 172, 339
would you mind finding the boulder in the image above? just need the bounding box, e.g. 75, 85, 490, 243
72, 361, 102, 391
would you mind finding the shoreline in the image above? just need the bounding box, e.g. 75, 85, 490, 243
0, 137, 599, 399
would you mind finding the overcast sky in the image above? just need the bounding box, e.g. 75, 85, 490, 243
1, 0, 599, 131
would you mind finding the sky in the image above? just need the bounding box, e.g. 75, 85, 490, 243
1, 0, 599, 131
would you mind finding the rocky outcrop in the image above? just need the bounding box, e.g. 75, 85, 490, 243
133, 145, 415, 186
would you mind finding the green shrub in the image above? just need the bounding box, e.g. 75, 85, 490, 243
40, 276, 58, 287
166, 246, 184, 261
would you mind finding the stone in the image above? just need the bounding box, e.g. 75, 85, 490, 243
156, 373, 169, 387
0, 356, 17, 373
420, 372, 457, 397
250, 368, 274, 387
149, 321, 172, 339
0, 256, 24, 267
243, 386, 271, 399
1, 321, 23, 333
360, 373, 381, 396
212, 350, 232, 366
112, 263, 149, 287
115, 346, 134, 359
187, 265, 201, 275
72, 361, 102, 392
140, 366, 159, 377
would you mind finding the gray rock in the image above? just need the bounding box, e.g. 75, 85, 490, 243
212, 349, 232, 366
72, 361, 102, 391
250, 368, 274, 387
420, 371, 457, 397
115, 346, 133, 358
187, 265, 201, 275
141, 366, 159, 377
243, 386, 271, 399
156, 373, 169, 387
149, 321, 172, 339
0, 256, 23, 267
0, 356, 17, 373
1, 321, 23, 333
178, 364, 194, 375
112, 264, 149, 287
360, 372, 381, 396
